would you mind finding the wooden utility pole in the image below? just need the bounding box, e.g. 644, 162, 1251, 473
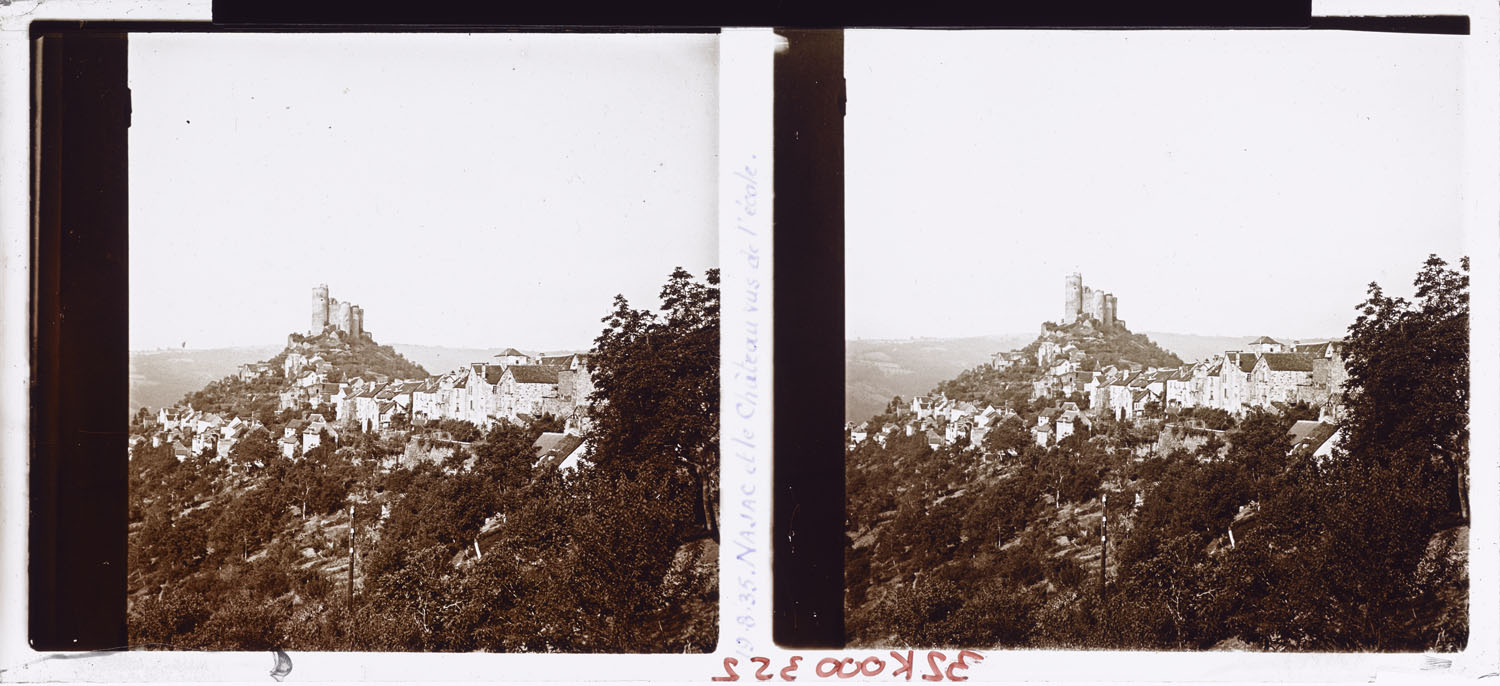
1099, 493, 1108, 599
348, 504, 356, 648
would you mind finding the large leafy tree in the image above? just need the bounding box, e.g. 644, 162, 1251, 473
1341, 254, 1469, 519
587, 267, 721, 539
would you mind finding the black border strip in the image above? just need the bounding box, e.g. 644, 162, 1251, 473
1309, 15, 1469, 35
31, 29, 131, 651
208, 1, 1313, 29
772, 29, 845, 648
30, 14, 1474, 37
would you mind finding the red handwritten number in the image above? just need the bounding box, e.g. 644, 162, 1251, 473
945, 651, 984, 682
779, 656, 802, 682
922, 651, 946, 682
750, 657, 774, 681
713, 657, 740, 682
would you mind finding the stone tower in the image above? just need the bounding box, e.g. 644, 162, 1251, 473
1103, 294, 1117, 327
1090, 290, 1106, 322
1063, 273, 1083, 324
351, 305, 364, 337
336, 301, 353, 334
310, 284, 329, 334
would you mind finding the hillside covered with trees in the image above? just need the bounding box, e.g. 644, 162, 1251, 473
127, 268, 720, 652
846, 256, 1469, 651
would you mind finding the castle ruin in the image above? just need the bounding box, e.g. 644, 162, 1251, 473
1062, 272, 1119, 328
310, 284, 365, 337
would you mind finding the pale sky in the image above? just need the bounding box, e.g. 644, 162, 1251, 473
846, 30, 1467, 341
129, 33, 718, 350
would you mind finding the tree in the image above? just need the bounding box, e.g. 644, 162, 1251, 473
1225, 409, 1292, 498
230, 427, 277, 468
587, 267, 720, 540
1341, 254, 1469, 520
983, 415, 1030, 457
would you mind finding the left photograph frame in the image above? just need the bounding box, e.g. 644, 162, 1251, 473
5, 15, 777, 683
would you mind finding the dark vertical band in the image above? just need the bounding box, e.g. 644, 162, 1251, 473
772, 29, 845, 648
31, 30, 130, 651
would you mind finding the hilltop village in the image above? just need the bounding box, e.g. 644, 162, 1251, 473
126, 268, 723, 653
850, 272, 1346, 455
135, 284, 593, 472
845, 260, 1469, 652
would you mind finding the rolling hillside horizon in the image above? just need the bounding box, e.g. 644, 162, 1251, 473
129, 341, 591, 414
844, 330, 1341, 422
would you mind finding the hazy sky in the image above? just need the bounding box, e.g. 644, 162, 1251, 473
846, 30, 1467, 341
130, 33, 717, 351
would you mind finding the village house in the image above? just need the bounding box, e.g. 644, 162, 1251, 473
458, 363, 502, 426
1219, 352, 1258, 415
279, 426, 299, 459
944, 418, 973, 446
1191, 360, 1224, 409
190, 412, 222, 437
411, 378, 442, 424
297, 370, 323, 389
973, 405, 1004, 428
496, 364, 564, 422
1296, 340, 1349, 415
1286, 419, 1339, 462
442, 371, 469, 421
538, 352, 589, 371
991, 351, 1021, 370
1033, 407, 1062, 446
1056, 408, 1091, 442
302, 424, 323, 453
156, 407, 185, 431
308, 382, 345, 410
556, 366, 596, 412
237, 362, 273, 381
353, 383, 386, 431
532, 431, 589, 473
490, 347, 529, 366
924, 430, 943, 450
1250, 353, 1316, 408
1037, 340, 1063, 367
1164, 367, 1195, 410
1247, 336, 1289, 354
968, 424, 991, 450
190, 429, 216, 457
283, 352, 308, 379
1104, 373, 1138, 419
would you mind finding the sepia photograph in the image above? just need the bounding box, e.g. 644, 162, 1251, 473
124, 32, 721, 653
843, 29, 1470, 651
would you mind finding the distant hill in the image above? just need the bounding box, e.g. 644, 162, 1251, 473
129, 342, 591, 415
130, 345, 280, 414
846, 335, 1031, 422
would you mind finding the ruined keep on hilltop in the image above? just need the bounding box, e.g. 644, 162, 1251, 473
310, 284, 364, 338
1062, 272, 1121, 330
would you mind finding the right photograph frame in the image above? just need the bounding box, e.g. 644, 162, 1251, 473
842, 28, 1474, 653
